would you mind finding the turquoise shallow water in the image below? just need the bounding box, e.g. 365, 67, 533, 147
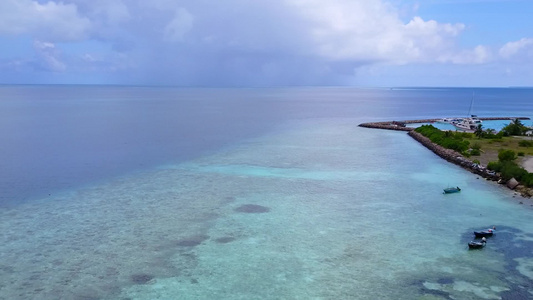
1, 87, 533, 299
1, 117, 533, 299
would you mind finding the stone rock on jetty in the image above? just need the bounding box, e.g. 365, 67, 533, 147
407, 131, 500, 181
359, 122, 413, 132
507, 178, 519, 189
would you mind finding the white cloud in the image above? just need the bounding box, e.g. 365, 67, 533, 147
93, 1, 130, 24
33, 41, 66, 72
438, 45, 492, 64
499, 38, 533, 59
145, 0, 184, 11
284, 0, 465, 64
1, 0, 529, 85
0, 0, 472, 65
82, 53, 98, 62
66, 0, 131, 41
0, 0, 91, 41
164, 8, 194, 42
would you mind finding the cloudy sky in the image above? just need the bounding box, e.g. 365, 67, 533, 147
0, 0, 532, 87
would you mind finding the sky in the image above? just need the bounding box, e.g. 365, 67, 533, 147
0, 0, 532, 87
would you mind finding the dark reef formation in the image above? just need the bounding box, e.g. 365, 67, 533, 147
234, 204, 270, 213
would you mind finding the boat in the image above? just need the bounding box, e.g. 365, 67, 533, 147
474, 230, 493, 238
474, 227, 495, 238
437, 118, 462, 124
454, 93, 482, 132
468, 239, 486, 249
453, 115, 482, 132
443, 186, 461, 194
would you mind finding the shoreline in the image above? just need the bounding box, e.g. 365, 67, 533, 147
359, 117, 533, 200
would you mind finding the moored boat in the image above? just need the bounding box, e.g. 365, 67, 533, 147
474, 226, 495, 238
437, 118, 462, 124
468, 239, 486, 249
454, 93, 482, 132
453, 115, 482, 132
474, 230, 493, 238
443, 186, 461, 194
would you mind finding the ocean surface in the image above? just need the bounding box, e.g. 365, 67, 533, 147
0, 86, 532, 299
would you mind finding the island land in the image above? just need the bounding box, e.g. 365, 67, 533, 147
359, 118, 533, 201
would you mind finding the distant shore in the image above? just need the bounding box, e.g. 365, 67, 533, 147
358, 117, 530, 132
359, 117, 533, 200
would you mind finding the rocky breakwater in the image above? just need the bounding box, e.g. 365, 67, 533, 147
359, 119, 440, 132
358, 122, 411, 131
407, 131, 500, 181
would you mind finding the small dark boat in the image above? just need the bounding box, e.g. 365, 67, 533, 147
468, 240, 486, 249
443, 186, 461, 194
474, 229, 494, 238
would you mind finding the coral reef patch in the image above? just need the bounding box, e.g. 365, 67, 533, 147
215, 236, 236, 244
234, 204, 270, 213
130, 274, 154, 284
176, 235, 210, 247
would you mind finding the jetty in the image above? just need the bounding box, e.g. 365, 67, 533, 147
358, 117, 530, 132
359, 117, 531, 188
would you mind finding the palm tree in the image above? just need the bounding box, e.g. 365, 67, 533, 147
512, 118, 524, 127
503, 119, 525, 136
474, 124, 484, 138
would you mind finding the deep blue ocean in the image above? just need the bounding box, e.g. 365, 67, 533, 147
0, 86, 532, 299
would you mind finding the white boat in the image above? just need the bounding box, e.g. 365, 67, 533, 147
454, 92, 482, 132
437, 118, 462, 124
454, 115, 482, 132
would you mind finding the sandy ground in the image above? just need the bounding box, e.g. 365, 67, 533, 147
521, 156, 533, 173
476, 150, 533, 173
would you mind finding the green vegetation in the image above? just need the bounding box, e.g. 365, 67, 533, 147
499, 149, 517, 161
470, 142, 481, 156
464, 136, 533, 157
501, 119, 529, 136
415, 125, 471, 154
473, 124, 503, 139
519, 140, 533, 147
487, 149, 530, 184
463, 120, 533, 163
470, 119, 530, 140
482, 147, 533, 187
416, 122, 533, 187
